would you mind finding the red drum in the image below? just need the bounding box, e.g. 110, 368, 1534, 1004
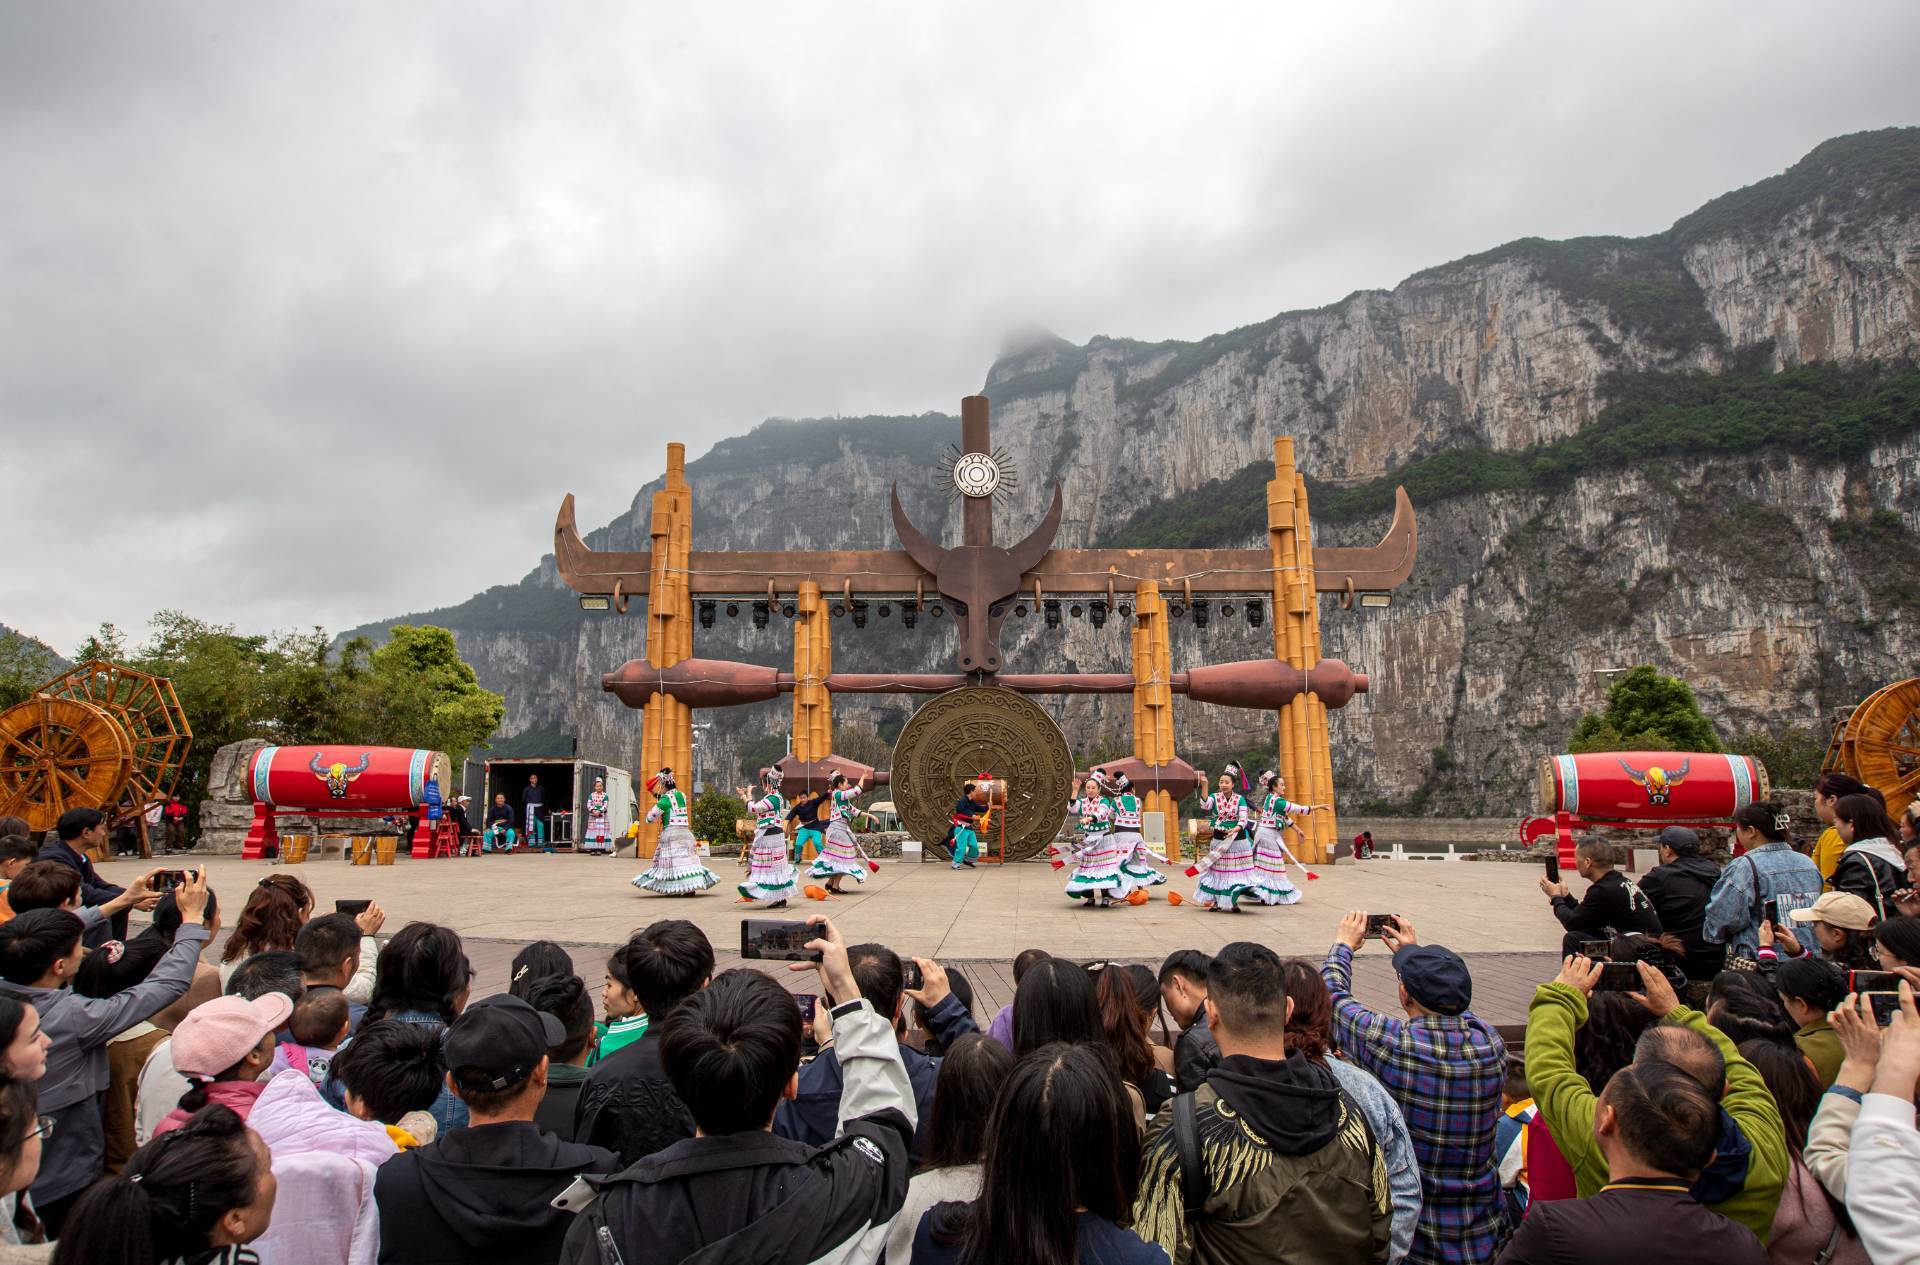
248, 745, 453, 813
1534, 752, 1770, 824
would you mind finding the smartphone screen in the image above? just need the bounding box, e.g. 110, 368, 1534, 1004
901, 960, 923, 992
335, 899, 372, 916
1851, 970, 1900, 994
795, 993, 817, 1025
1765, 898, 1782, 927
154, 870, 188, 893
1543, 853, 1560, 884
1577, 940, 1612, 960
1867, 992, 1900, 1026
1364, 914, 1397, 939
1593, 962, 1642, 991
740, 919, 821, 962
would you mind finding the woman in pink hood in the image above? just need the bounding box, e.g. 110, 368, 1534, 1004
155, 993, 400, 1263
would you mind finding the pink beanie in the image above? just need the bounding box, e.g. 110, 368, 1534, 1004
171, 994, 294, 1077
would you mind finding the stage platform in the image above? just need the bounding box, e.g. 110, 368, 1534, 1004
127, 850, 1568, 1027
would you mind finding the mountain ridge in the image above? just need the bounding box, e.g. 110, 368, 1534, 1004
349, 128, 1920, 812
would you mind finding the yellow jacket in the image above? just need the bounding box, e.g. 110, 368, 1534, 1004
1813, 826, 1845, 887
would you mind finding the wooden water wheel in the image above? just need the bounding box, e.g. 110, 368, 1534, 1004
39, 660, 192, 807
1834, 678, 1920, 817
0, 696, 134, 833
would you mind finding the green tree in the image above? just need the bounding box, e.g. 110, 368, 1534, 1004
0, 630, 61, 710
348, 625, 505, 763
1569, 665, 1721, 753
1727, 724, 1826, 790
691, 788, 746, 845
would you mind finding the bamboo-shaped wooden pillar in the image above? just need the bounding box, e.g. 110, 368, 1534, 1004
791, 581, 833, 762
1130, 582, 1177, 860
637, 444, 694, 859
1269, 439, 1340, 863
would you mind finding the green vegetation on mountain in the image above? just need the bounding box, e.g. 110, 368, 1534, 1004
1104, 356, 1920, 546
1671, 127, 1920, 245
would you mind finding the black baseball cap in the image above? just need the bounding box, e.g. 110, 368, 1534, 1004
444, 994, 565, 1092
1654, 826, 1701, 856
1392, 944, 1473, 1015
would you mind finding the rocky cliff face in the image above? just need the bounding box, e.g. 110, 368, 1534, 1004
353, 130, 1920, 814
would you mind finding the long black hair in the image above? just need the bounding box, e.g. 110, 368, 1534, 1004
1575, 991, 1655, 1092
919, 1033, 1014, 1172
51, 1105, 266, 1265
1732, 801, 1792, 843
1706, 972, 1795, 1045
1012, 958, 1105, 1059
927, 1043, 1142, 1265
0, 996, 29, 1059
508, 940, 574, 999
1875, 916, 1920, 969
1738, 1037, 1820, 1151
1835, 794, 1902, 848
364, 922, 471, 1026
0, 1077, 36, 1192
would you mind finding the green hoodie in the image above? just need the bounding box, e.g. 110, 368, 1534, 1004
1523, 983, 1788, 1242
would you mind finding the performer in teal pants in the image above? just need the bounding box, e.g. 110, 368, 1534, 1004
949, 779, 989, 868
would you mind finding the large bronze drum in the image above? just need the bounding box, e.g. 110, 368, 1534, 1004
890, 687, 1073, 861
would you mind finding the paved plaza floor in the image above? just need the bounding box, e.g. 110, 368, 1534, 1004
127, 849, 1571, 1026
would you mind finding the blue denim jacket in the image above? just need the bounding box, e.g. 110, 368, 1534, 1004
1702, 842, 1824, 958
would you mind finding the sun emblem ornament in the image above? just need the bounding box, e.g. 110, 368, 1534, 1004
940, 445, 1017, 501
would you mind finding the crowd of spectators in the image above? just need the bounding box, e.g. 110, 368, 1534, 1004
0, 800, 1914, 1264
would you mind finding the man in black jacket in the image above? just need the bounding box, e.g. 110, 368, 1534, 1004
573, 919, 711, 1164
1494, 1058, 1764, 1265
563, 916, 914, 1265
1540, 836, 1662, 958
39, 808, 129, 942
1637, 827, 1725, 996
773, 942, 939, 1162
376, 994, 620, 1265
1159, 948, 1221, 1091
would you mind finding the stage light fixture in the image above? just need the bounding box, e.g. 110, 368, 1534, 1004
1169, 601, 1186, 618
1069, 603, 1083, 619
725, 602, 739, 618
831, 603, 848, 618
578, 596, 611, 611
1043, 599, 1061, 629
697, 601, 716, 629
752, 601, 770, 629
1118, 602, 1132, 619
1014, 602, 1028, 617
781, 603, 797, 618
902, 605, 918, 629
1088, 600, 1107, 628
1360, 593, 1393, 609
1246, 600, 1264, 628
929, 603, 945, 618
1192, 600, 1209, 629
877, 603, 891, 618
1218, 602, 1236, 618
850, 601, 869, 629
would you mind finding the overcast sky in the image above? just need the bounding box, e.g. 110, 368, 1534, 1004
6, 2, 1918, 654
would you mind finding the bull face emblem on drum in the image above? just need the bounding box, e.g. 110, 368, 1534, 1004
1619, 757, 1689, 806
310, 752, 372, 799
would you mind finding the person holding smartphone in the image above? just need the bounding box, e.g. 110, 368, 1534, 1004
562, 915, 915, 1265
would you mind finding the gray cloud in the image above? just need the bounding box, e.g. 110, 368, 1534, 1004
5, 1, 1918, 651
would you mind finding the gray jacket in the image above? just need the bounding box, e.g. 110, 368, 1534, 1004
0, 916, 208, 1202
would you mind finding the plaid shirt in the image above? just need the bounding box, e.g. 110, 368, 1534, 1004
1322, 944, 1508, 1265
